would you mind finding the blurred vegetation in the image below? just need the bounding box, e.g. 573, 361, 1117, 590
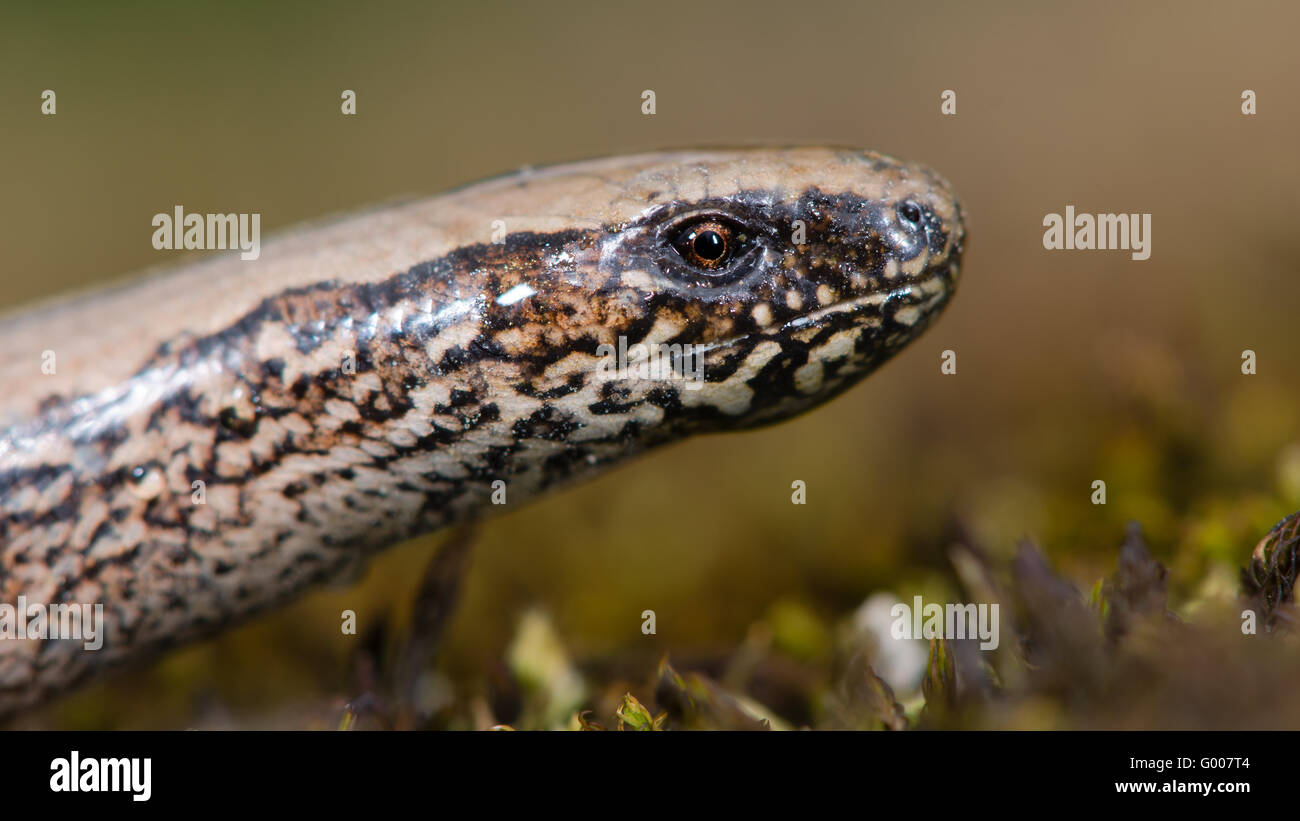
325, 514, 1300, 732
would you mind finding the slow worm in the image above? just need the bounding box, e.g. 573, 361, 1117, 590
0, 147, 965, 714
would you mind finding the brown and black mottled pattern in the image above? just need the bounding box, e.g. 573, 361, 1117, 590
0, 148, 964, 715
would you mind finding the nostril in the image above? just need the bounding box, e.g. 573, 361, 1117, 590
898, 200, 923, 227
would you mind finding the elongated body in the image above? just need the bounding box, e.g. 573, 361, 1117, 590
0, 148, 964, 714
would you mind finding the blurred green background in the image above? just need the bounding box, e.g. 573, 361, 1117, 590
3, 0, 1299, 728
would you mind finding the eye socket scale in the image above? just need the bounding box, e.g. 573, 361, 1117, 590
669, 217, 750, 273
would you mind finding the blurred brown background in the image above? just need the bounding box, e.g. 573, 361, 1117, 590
2, 0, 1299, 727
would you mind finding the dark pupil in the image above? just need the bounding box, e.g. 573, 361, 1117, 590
693, 230, 725, 261
900, 202, 922, 224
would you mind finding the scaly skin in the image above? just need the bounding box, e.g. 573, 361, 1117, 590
0, 147, 964, 714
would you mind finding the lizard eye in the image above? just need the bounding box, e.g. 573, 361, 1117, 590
642, 207, 769, 288
669, 216, 752, 274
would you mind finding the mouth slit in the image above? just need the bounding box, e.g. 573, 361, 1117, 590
777, 275, 945, 333
688, 273, 949, 358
